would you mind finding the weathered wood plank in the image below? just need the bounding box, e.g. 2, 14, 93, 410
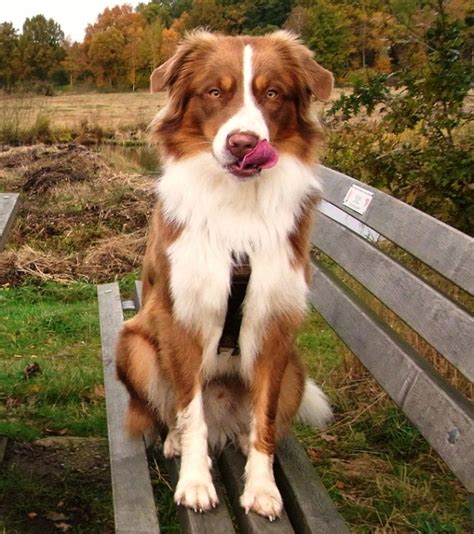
310, 263, 474, 492
318, 166, 474, 294
313, 211, 474, 381
0, 193, 20, 251
218, 446, 294, 533
275, 435, 349, 534
165, 453, 237, 534
98, 283, 160, 534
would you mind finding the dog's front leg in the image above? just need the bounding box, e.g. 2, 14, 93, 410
161, 321, 218, 512
240, 317, 296, 520
174, 387, 218, 512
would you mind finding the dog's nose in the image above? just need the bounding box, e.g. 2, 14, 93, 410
226, 132, 259, 159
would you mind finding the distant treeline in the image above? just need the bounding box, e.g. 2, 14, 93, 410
0, 0, 472, 92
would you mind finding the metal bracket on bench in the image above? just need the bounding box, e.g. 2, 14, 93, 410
121, 300, 136, 312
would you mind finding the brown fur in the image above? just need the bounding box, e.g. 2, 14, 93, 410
117, 31, 331, 476
150, 31, 332, 165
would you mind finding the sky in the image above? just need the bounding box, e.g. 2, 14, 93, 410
1, 0, 143, 42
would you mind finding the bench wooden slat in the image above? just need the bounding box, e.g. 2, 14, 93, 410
318, 166, 473, 294
274, 435, 349, 534
0, 193, 20, 251
218, 447, 294, 533
313, 211, 474, 382
98, 283, 160, 534
164, 454, 237, 534
310, 263, 474, 492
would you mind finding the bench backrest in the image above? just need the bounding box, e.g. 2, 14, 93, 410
312, 165, 474, 493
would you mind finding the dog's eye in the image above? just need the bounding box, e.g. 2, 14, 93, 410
208, 88, 221, 98
266, 89, 278, 99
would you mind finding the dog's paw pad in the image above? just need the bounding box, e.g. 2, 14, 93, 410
240, 482, 283, 520
175, 479, 218, 512
163, 431, 181, 459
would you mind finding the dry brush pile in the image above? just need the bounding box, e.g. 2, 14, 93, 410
0, 143, 156, 285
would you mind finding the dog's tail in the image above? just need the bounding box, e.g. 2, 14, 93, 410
297, 379, 333, 429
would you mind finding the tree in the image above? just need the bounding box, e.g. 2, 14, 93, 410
328, 0, 474, 232
0, 23, 20, 90
243, 0, 292, 34
18, 15, 65, 82
142, 19, 165, 69
62, 41, 89, 87
184, 0, 226, 32
286, 1, 352, 77
88, 27, 126, 86
85, 5, 147, 88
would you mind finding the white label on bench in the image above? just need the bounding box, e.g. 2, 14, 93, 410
343, 184, 374, 215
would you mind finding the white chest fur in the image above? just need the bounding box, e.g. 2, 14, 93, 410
158, 154, 320, 381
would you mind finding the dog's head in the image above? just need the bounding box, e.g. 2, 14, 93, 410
150, 30, 333, 179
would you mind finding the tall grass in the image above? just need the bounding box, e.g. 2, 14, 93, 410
0, 94, 55, 145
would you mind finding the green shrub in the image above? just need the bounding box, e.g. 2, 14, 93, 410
327, 1, 473, 234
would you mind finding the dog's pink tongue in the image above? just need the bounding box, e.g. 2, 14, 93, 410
238, 140, 278, 170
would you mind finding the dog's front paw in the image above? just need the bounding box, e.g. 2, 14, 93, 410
240, 481, 283, 521
163, 429, 181, 458
175, 474, 218, 512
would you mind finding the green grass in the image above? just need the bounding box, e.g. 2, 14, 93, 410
0, 282, 105, 440
295, 312, 470, 532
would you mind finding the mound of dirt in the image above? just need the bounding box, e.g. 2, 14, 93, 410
0, 143, 156, 285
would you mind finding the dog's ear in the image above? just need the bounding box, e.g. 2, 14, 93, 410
150, 31, 218, 94
269, 31, 334, 102
303, 59, 334, 102
150, 61, 171, 93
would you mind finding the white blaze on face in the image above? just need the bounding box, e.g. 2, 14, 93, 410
212, 44, 269, 166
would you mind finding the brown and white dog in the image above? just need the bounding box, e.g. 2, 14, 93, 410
116, 30, 333, 521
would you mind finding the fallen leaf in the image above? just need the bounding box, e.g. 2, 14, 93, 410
5, 396, 20, 409
307, 448, 321, 461
335, 480, 346, 489
24, 362, 41, 378
93, 384, 105, 398
28, 384, 42, 394
55, 522, 72, 532
320, 433, 338, 443
46, 511, 68, 521
45, 428, 69, 436
27, 512, 38, 519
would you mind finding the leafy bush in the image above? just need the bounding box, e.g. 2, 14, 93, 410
327, 1, 473, 234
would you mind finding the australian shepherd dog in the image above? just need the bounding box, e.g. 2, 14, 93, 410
116, 30, 334, 520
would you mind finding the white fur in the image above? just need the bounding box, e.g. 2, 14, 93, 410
241, 419, 283, 520
174, 392, 218, 511
158, 153, 319, 382
298, 379, 334, 428
212, 45, 269, 166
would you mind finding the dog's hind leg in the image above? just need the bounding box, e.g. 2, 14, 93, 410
116, 319, 162, 441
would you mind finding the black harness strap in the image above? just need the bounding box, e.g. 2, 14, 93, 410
218, 256, 251, 356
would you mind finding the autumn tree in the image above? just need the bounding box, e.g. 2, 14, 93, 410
85, 5, 148, 88
87, 27, 125, 86
0, 23, 20, 90
62, 41, 89, 87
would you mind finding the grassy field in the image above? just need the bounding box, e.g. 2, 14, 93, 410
0, 89, 344, 145
0, 93, 471, 533
0, 92, 166, 132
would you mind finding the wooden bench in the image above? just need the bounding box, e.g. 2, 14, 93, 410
0, 192, 20, 251
98, 165, 473, 533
